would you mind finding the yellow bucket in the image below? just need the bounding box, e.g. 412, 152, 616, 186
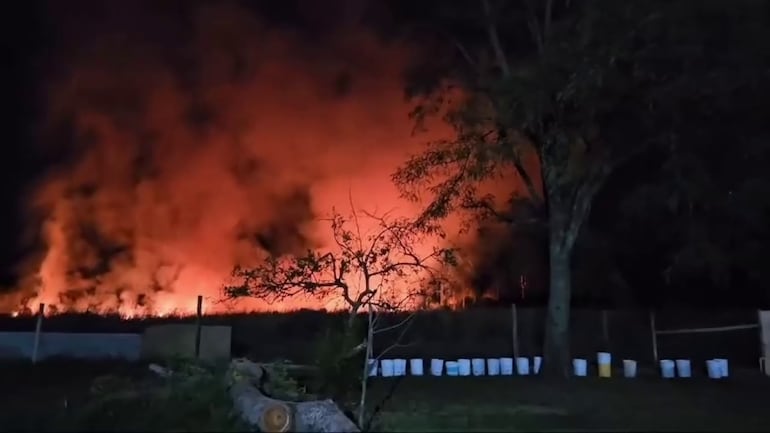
598, 363, 612, 378
598, 352, 612, 378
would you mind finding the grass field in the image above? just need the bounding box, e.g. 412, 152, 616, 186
2, 360, 769, 432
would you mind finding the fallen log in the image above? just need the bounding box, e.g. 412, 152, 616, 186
227, 358, 360, 433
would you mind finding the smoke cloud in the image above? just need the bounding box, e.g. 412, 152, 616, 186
2, 0, 454, 315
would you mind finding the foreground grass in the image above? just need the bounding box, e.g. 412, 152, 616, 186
368, 375, 770, 432
0, 360, 245, 432
2, 360, 769, 432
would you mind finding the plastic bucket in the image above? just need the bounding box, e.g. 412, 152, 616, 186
471, 358, 486, 376
675, 359, 691, 378
622, 359, 637, 378
410, 358, 424, 376
381, 359, 395, 377
516, 357, 530, 375
660, 359, 675, 378
446, 361, 459, 376
573, 358, 588, 377
487, 358, 501, 376
500, 357, 514, 375
714, 358, 729, 377
394, 359, 407, 376
533, 356, 543, 374
597, 352, 612, 378
706, 360, 722, 379
458, 359, 472, 376
368, 359, 378, 377
430, 358, 444, 376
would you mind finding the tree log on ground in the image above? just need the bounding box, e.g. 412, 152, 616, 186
226, 358, 360, 433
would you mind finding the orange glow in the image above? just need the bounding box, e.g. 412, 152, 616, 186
0, 2, 471, 317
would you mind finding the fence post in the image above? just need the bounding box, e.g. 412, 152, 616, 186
511, 303, 519, 358
758, 310, 769, 376
194, 295, 203, 359
32, 303, 45, 364
649, 310, 658, 363
601, 309, 610, 351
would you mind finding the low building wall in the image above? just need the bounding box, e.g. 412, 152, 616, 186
0, 325, 233, 362
141, 324, 232, 361
0, 332, 142, 360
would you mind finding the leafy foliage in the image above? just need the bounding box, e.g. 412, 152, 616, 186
389, 0, 770, 371
311, 324, 367, 406
72, 360, 245, 432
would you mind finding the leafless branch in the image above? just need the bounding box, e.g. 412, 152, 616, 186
348, 188, 365, 251
227, 205, 452, 319
522, 0, 545, 56
373, 310, 417, 335
482, 0, 511, 77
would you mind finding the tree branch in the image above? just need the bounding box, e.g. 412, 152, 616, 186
523, 0, 545, 56
482, 0, 511, 77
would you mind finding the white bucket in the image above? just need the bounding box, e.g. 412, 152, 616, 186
381, 359, 395, 377
368, 359, 378, 377
622, 359, 637, 378
675, 359, 691, 378
714, 358, 729, 377
446, 361, 459, 376
500, 357, 514, 375
573, 358, 588, 377
706, 359, 722, 379
471, 358, 486, 376
394, 358, 407, 376
410, 358, 424, 376
660, 359, 675, 378
533, 356, 543, 374
516, 357, 530, 375
487, 358, 501, 376
457, 359, 472, 376
430, 358, 444, 376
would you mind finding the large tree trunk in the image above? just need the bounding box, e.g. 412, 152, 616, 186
539, 146, 602, 378
542, 233, 573, 378
227, 359, 360, 432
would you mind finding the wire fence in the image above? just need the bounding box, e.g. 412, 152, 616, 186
1, 302, 766, 370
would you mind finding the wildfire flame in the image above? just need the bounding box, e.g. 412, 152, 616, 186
1, 1, 477, 317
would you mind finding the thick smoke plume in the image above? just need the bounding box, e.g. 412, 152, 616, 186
2, 0, 455, 315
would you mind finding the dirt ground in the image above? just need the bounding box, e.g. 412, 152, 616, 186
2, 360, 769, 432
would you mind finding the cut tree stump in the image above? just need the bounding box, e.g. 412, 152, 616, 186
227, 358, 360, 433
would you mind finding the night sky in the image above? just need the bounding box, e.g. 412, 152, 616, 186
1, 0, 47, 285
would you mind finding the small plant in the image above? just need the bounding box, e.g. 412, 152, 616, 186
311, 324, 366, 407
262, 359, 311, 401
70, 359, 247, 432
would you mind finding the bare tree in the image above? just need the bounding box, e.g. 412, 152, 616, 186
225, 205, 454, 426
355, 286, 419, 428
225, 207, 452, 323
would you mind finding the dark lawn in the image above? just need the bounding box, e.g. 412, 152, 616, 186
367, 374, 770, 432
1, 360, 768, 432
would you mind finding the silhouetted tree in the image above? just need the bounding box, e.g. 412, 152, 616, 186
226, 208, 453, 323
390, 0, 769, 375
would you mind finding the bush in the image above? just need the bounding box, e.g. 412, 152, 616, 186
69, 359, 247, 432
310, 321, 366, 408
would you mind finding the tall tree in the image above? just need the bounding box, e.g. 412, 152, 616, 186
391, 0, 745, 375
